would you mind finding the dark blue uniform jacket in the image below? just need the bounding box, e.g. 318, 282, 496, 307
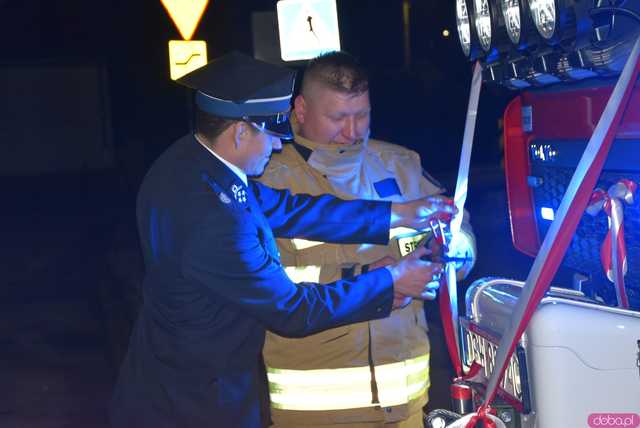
110, 135, 394, 428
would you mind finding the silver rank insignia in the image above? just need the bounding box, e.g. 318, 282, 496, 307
231, 184, 247, 203
219, 192, 231, 204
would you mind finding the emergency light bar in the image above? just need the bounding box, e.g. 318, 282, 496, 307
455, 0, 640, 88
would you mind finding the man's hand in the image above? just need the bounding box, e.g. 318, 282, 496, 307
390, 196, 457, 229
367, 256, 413, 309
385, 247, 443, 309
420, 280, 440, 301
392, 291, 412, 310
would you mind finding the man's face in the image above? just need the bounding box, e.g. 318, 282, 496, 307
240, 126, 282, 176
294, 87, 371, 145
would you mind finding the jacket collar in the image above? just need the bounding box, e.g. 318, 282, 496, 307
194, 133, 248, 186
190, 135, 249, 206
289, 115, 367, 166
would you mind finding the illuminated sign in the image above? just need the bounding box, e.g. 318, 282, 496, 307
276, 0, 341, 62
168, 40, 208, 80
160, 0, 209, 40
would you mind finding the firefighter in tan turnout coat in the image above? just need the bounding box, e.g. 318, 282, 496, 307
258, 52, 476, 427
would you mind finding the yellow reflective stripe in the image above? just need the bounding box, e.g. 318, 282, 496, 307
407, 361, 430, 401
389, 227, 419, 240
409, 381, 430, 402
268, 365, 371, 386
268, 365, 374, 410
375, 354, 430, 407
406, 355, 430, 401
291, 238, 324, 250
267, 354, 430, 411
284, 265, 321, 283
269, 391, 374, 410
375, 361, 410, 407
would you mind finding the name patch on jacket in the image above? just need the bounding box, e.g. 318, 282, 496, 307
374, 178, 402, 198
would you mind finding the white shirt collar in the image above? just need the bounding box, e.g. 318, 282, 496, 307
194, 134, 248, 186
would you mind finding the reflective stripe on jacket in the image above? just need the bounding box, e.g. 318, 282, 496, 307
267, 354, 430, 411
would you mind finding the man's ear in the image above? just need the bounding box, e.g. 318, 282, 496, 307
233, 121, 250, 149
293, 95, 306, 124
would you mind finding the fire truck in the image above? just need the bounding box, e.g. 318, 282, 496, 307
428, 1, 640, 427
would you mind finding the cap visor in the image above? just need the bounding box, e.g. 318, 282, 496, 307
247, 113, 293, 139
265, 119, 293, 139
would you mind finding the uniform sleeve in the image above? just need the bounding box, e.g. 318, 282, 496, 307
180, 206, 394, 338
250, 180, 391, 245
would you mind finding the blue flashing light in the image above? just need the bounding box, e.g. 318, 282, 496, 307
540, 207, 555, 221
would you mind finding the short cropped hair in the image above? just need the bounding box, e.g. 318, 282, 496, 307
301, 51, 369, 96
194, 108, 236, 143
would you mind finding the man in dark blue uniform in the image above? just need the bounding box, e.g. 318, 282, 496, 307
110, 52, 452, 428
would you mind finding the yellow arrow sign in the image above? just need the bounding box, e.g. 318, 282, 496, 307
169, 40, 208, 80
161, 0, 209, 41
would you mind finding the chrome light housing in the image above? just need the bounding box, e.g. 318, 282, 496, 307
501, 0, 522, 45
474, 0, 493, 52
528, 0, 556, 40
456, 0, 473, 56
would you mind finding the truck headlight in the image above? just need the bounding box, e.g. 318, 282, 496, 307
501, 0, 522, 45
473, 0, 493, 51
456, 0, 472, 57
528, 0, 556, 40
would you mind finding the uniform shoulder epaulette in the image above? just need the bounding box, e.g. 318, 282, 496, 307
200, 172, 240, 208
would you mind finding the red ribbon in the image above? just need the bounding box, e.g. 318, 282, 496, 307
439, 281, 463, 377
588, 179, 637, 308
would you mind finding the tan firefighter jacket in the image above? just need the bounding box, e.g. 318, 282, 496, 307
258, 132, 475, 427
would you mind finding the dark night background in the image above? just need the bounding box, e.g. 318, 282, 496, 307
0, 1, 532, 426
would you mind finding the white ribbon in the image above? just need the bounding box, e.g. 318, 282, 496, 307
446, 61, 483, 361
